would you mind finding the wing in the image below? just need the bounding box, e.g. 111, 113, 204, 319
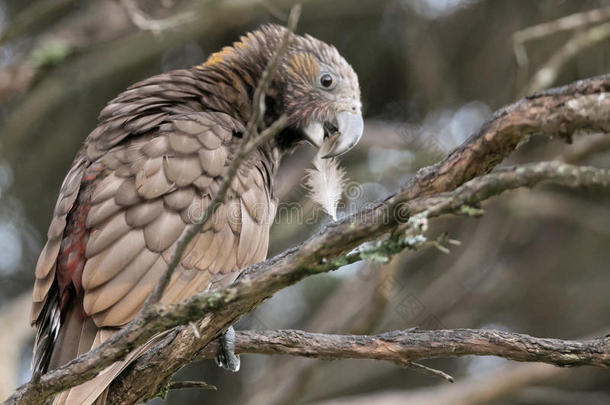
31, 110, 277, 331
82, 111, 276, 327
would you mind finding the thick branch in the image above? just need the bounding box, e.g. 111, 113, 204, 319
395, 75, 610, 202
6, 77, 610, 405
199, 329, 610, 368
11, 160, 607, 405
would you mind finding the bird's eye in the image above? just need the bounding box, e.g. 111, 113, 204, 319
320, 73, 333, 88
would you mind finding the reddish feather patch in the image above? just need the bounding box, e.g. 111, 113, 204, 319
56, 163, 104, 321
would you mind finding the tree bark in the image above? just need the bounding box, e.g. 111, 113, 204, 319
201, 328, 610, 368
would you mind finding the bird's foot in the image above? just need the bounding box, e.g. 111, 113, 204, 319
215, 326, 240, 372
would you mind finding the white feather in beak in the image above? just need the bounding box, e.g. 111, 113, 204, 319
304, 140, 347, 221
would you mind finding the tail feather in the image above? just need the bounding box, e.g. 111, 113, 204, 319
47, 305, 98, 372
32, 286, 61, 373
52, 327, 169, 405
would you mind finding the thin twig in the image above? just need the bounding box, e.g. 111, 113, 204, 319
143, 5, 300, 307
402, 362, 455, 383
119, 0, 196, 36
513, 6, 610, 69
522, 21, 610, 95
513, 6, 610, 45
247, 4, 301, 134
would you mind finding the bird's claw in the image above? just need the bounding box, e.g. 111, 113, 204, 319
215, 326, 240, 372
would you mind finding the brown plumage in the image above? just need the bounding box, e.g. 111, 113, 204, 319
31, 24, 362, 405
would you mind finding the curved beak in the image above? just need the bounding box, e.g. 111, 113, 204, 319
322, 111, 364, 158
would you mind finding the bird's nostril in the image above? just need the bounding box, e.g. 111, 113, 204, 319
351, 106, 356, 112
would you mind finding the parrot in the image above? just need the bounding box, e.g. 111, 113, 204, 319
29, 24, 363, 405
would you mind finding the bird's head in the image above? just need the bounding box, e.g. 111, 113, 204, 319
273, 26, 363, 158
204, 25, 363, 158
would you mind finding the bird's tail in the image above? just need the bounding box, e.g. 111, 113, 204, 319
47, 307, 160, 405
44, 303, 109, 405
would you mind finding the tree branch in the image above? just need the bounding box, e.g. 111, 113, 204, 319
198, 328, 610, 368
522, 22, 610, 95
512, 6, 610, 92
6, 77, 610, 405
395, 75, 610, 201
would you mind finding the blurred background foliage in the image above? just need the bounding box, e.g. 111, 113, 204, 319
0, 0, 609, 404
